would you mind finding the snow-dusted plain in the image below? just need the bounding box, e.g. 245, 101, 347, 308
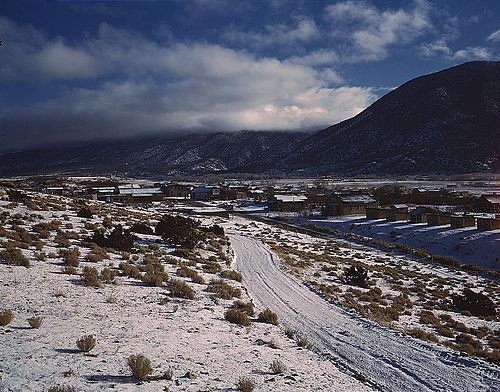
0, 193, 372, 391
229, 233, 499, 392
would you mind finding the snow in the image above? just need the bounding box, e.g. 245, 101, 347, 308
229, 233, 500, 392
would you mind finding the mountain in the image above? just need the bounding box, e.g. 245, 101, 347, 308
0, 61, 499, 177
0, 131, 309, 176
279, 61, 500, 175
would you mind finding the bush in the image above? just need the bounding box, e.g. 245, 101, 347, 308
76, 334, 96, 352
220, 270, 242, 282
100, 267, 117, 284
258, 308, 278, 325
27, 316, 43, 329
0, 248, 30, 267
91, 225, 135, 252
0, 309, 13, 327
155, 215, 204, 248
130, 222, 154, 235
420, 310, 440, 326
62, 265, 78, 275
177, 266, 204, 284
204, 225, 225, 236
60, 248, 80, 267
296, 335, 313, 349
236, 376, 255, 392
343, 265, 369, 287
224, 308, 251, 326
81, 266, 101, 287
170, 279, 195, 299
127, 354, 152, 381
119, 262, 142, 279
207, 279, 241, 299
232, 300, 255, 316
270, 359, 286, 374
453, 289, 496, 317
77, 207, 93, 219
142, 271, 166, 287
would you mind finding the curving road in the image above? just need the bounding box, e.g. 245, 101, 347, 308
229, 233, 500, 392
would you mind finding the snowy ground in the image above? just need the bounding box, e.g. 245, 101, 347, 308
0, 193, 371, 391
285, 215, 500, 270
229, 234, 500, 392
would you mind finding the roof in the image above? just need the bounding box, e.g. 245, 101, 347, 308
191, 187, 213, 193
338, 194, 376, 204
118, 188, 162, 196
391, 204, 408, 209
484, 196, 500, 204
274, 194, 308, 203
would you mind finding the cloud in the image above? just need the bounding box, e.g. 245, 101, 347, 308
324, 0, 432, 61
487, 28, 500, 42
420, 39, 492, 60
0, 17, 376, 150
224, 17, 320, 48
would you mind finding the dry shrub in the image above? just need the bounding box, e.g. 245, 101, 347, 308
202, 262, 222, 274
100, 267, 117, 284
220, 270, 242, 282
258, 308, 278, 325
224, 308, 251, 326
76, 334, 96, 352
127, 354, 152, 381
237, 376, 256, 392
176, 266, 205, 284
420, 310, 440, 326
0, 309, 13, 326
0, 248, 30, 267
60, 248, 80, 267
27, 316, 43, 329
407, 328, 439, 343
270, 359, 286, 374
81, 266, 101, 287
296, 335, 313, 349
170, 279, 196, 299
62, 265, 78, 275
207, 279, 241, 299
232, 300, 255, 316
119, 262, 142, 279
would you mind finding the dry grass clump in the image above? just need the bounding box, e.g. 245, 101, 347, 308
119, 262, 142, 279
207, 279, 241, 299
258, 308, 278, 325
232, 300, 255, 316
27, 316, 43, 329
0, 248, 30, 267
81, 266, 101, 287
270, 359, 286, 374
236, 376, 256, 392
127, 354, 152, 381
170, 279, 196, 299
420, 310, 440, 326
220, 270, 242, 282
407, 327, 439, 343
224, 308, 251, 326
176, 266, 205, 284
100, 267, 117, 283
202, 262, 222, 274
296, 335, 314, 349
48, 386, 76, 392
0, 309, 14, 326
76, 334, 96, 352
60, 248, 80, 267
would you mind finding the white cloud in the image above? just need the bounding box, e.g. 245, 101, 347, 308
420, 39, 491, 60
324, 0, 432, 61
0, 17, 376, 149
487, 28, 500, 42
223, 17, 320, 48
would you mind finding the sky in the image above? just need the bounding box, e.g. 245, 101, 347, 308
0, 0, 499, 151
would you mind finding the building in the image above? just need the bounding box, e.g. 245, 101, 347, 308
366, 207, 390, 220
268, 194, 308, 213
162, 184, 192, 198
475, 195, 500, 213
323, 193, 377, 216
221, 185, 248, 200
427, 213, 451, 226
477, 216, 500, 231
386, 204, 409, 221
191, 187, 220, 202
450, 215, 476, 228
409, 207, 437, 223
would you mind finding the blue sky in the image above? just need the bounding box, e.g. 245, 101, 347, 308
0, 0, 499, 151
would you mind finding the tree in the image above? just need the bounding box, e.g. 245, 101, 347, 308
343, 265, 369, 288
155, 215, 204, 248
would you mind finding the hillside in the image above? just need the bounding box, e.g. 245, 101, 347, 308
0, 61, 499, 176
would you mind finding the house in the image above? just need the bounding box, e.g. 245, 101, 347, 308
477, 216, 500, 231
450, 215, 476, 228
474, 195, 500, 213
221, 185, 248, 200
191, 187, 220, 202
409, 207, 437, 223
386, 204, 409, 221
366, 207, 390, 220
268, 194, 308, 213
427, 213, 451, 226
323, 193, 377, 216
162, 183, 192, 198
114, 187, 163, 203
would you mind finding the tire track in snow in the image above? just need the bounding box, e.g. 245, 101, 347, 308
229, 234, 500, 392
